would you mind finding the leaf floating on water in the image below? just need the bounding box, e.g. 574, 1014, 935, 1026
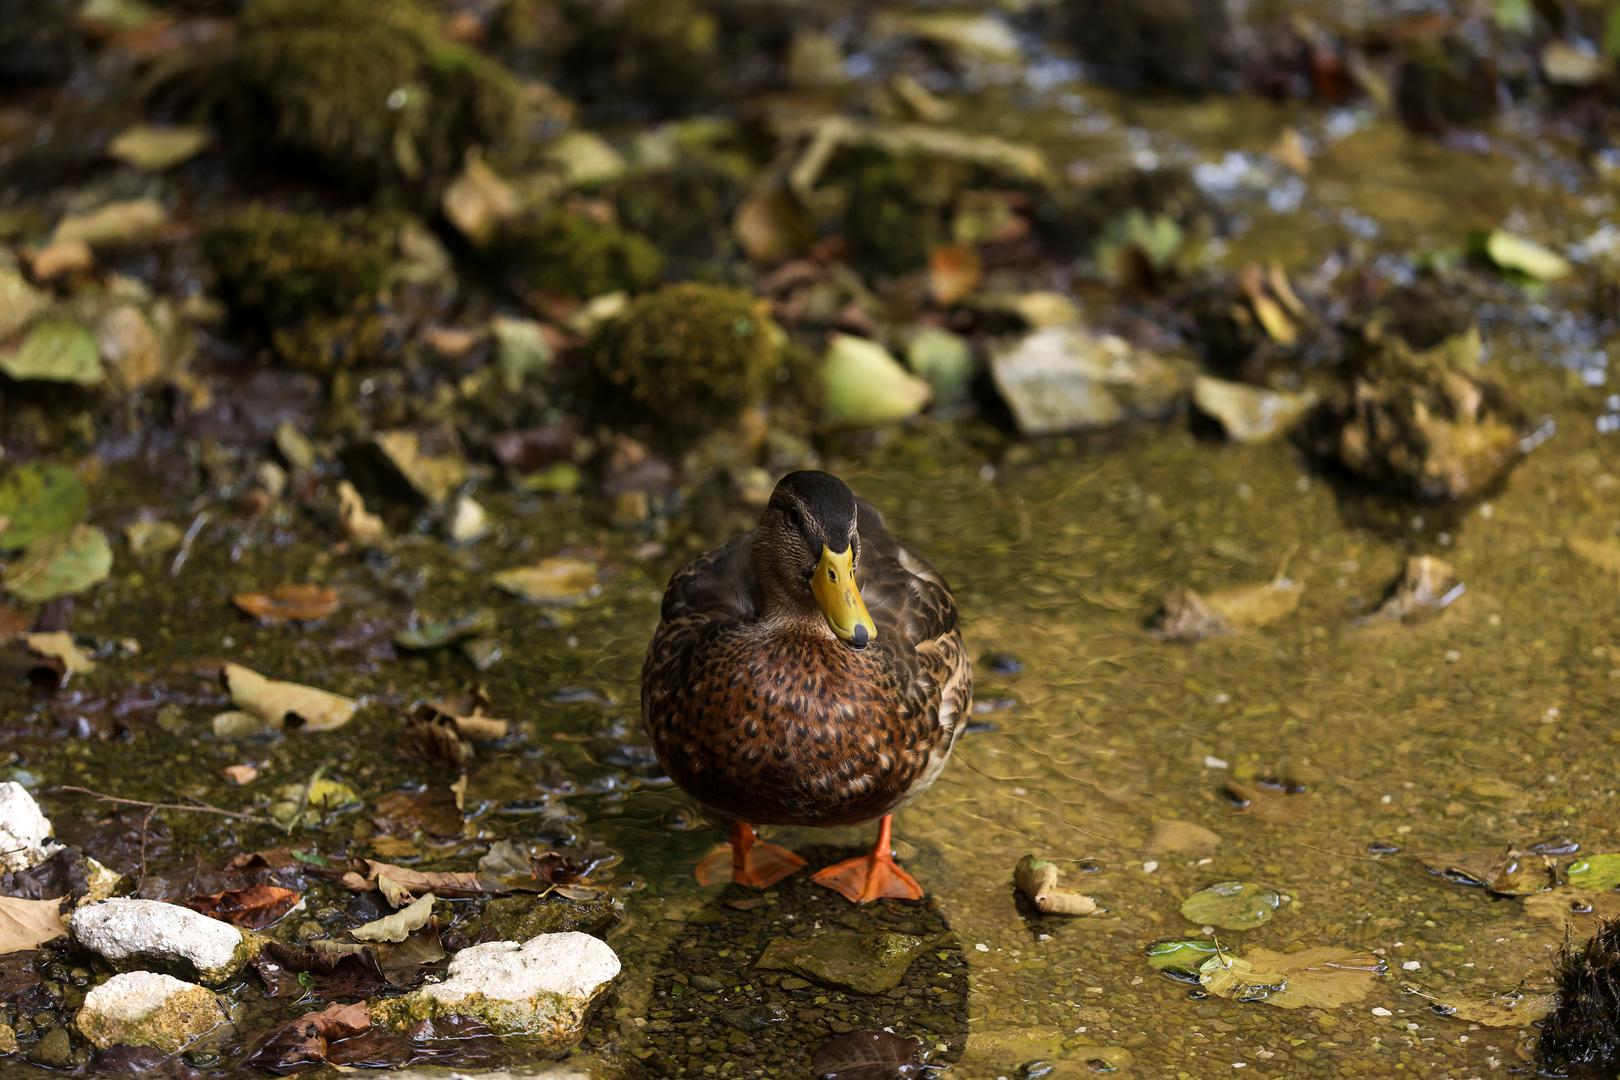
493, 557, 600, 604
1148, 819, 1223, 855
0, 895, 67, 955
1481, 228, 1572, 282
1200, 947, 1385, 1010
4, 525, 113, 603
1, 319, 102, 386
223, 662, 358, 733
231, 584, 341, 624
351, 892, 436, 943
1421, 847, 1555, 896
1014, 855, 1099, 915
244, 1000, 372, 1073
1221, 778, 1310, 825
1146, 938, 1222, 975
1563, 854, 1620, 890
810, 1029, 926, 1080
0, 462, 89, 551
1181, 881, 1281, 930
1408, 984, 1556, 1027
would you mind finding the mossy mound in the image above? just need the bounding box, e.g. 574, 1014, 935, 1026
498, 209, 664, 300
583, 283, 785, 442
561, 0, 721, 111
614, 163, 746, 269
204, 206, 394, 371
233, 0, 519, 188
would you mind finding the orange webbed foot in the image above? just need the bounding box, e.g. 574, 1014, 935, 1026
694, 821, 805, 888
810, 815, 924, 903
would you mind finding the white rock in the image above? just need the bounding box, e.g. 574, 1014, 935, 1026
378, 932, 619, 1043
70, 899, 247, 984
989, 325, 1187, 435
0, 782, 60, 872
75, 971, 226, 1053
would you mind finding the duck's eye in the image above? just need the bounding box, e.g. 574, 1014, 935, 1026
784, 506, 802, 529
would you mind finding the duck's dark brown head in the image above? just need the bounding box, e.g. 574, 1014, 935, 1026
752, 470, 876, 648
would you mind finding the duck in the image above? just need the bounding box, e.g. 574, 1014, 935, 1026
641, 470, 972, 903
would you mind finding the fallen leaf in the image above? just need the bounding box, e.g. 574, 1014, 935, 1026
271, 776, 361, 829
1200, 946, 1385, 1009
1365, 555, 1464, 623
1482, 228, 1571, 282
124, 519, 183, 556
244, 1001, 372, 1072
351, 893, 435, 943
339, 860, 489, 907
1409, 984, 1556, 1027
1221, 778, 1311, 825
1422, 847, 1554, 896
1181, 881, 1280, 930
0, 463, 88, 551
928, 244, 982, 305
50, 198, 167, 249
20, 632, 96, 675
1013, 855, 1098, 915
4, 525, 114, 602
1569, 537, 1620, 576
231, 584, 341, 624
1, 319, 103, 386
108, 125, 212, 170
223, 663, 358, 733
442, 152, 521, 246
821, 333, 932, 427
1192, 376, 1314, 444
394, 610, 496, 651
810, 1030, 925, 1080
27, 240, 94, 282
734, 186, 813, 264
492, 557, 599, 604
1563, 854, 1620, 890
1523, 889, 1620, 931
1153, 578, 1302, 642
1146, 938, 1222, 975
186, 884, 302, 929
0, 895, 67, 954
223, 764, 258, 785
1149, 819, 1223, 855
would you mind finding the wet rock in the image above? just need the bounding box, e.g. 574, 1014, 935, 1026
26, 1026, 72, 1069
1365, 555, 1463, 623
74, 972, 226, 1053
469, 896, 619, 942
0, 1022, 13, 1055
1315, 332, 1527, 501
0, 782, 61, 873
755, 930, 930, 995
70, 899, 250, 985
989, 326, 1187, 435
372, 932, 619, 1043
354, 427, 469, 507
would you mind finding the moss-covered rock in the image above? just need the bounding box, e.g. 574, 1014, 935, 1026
74, 972, 226, 1054
233, 0, 519, 188
499, 209, 663, 300
583, 283, 785, 442
469, 894, 619, 941
204, 206, 393, 371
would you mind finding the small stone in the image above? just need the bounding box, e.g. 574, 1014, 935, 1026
27, 1026, 72, 1068
0, 1022, 16, 1054
989, 325, 1187, 435
74, 971, 226, 1053
0, 782, 60, 872
446, 494, 489, 544
1371, 1006, 1393, 1017
69, 898, 249, 985
373, 932, 619, 1045
756, 931, 930, 995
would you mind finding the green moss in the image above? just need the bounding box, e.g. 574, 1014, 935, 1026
234, 0, 519, 187
500, 209, 663, 299
204, 206, 392, 372
614, 164, 745, 267
584, 283, 785, 442
563, 0, 721, 110
838, 150, 961, 277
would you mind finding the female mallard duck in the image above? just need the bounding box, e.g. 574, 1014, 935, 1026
642, 470, 971, 903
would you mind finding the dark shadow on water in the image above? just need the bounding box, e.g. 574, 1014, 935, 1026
629, 846, 968, 1079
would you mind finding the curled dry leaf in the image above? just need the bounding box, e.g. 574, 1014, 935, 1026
339, 859, 489, 907
231, 584, 341, 624
810, 1029, 926, 1080
351, 892, 435, 943
1200, 946, 1385, 1009
223, 662, 358, 733
186, 884, 302, 929
1014, 855, 1098, 915
0, 895, 68, 954
245, 1000, 373, 1073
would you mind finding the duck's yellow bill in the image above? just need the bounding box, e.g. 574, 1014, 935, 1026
812, 545, 876, 648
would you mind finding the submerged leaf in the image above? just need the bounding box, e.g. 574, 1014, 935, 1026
1, 319, 102, 385
186, 884, 302, 929
1200, 946, 1384, 1009
1181, 881, 1281, 930
1410, 984, 1556, 1027
4, 525, 113, 602
0, 462, 89, 551
810, 1029, 925, 1080
492, 557, 599, 604
1422, 847, 1555, 896
223, 663, 358, 732
1146, 938, 1222, 974
1564, 854, 1620, 890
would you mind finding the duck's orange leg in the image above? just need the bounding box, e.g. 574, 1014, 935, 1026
811, 815, 924, 903
695, 820, 805, 888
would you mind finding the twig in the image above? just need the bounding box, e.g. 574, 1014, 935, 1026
52, 785, 277, 827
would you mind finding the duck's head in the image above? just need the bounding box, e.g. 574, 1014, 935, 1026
753, 470, 877, 649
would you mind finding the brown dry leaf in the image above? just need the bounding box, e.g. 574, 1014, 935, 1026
1200, 946, 1385, 1010
339, 859, 489, 907
1149, 819, 1223, 855
1408, 984, 1556, 1027
20, 631, 96, 674
1013, 855, 1098, 915
0, 895, 67, 954
351, 892, 435, 943
399, 710, 471, 767
28, 240, 93, 282
733, 186, 813, 264
336, 481, 385, 545
245, 1000, 372, 1072
231, 584, 341, 624
186, 884, 302, 929
928, 244, 982, 306
223, 662, 358, 733
1422, 847, 1555, 897
223, 764, 258, 785
1270, 127, 1311, 174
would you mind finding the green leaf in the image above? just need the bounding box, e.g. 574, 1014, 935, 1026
1181, 881, 1281, 930
1146, 938, 1222, 973
1, 320, 102, 386
0, 463, 88, 551
821, 334, 931, 427
1564, 853, 1620, 889
1482, 229, 1571, 282
4, 524, 113, 602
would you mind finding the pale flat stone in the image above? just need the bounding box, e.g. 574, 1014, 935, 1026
75, 971, 226, 1053
70, 899, 248, 985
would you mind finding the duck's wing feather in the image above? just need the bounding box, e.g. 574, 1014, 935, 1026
855, 497, 959, 648
659, 532, 758, 622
